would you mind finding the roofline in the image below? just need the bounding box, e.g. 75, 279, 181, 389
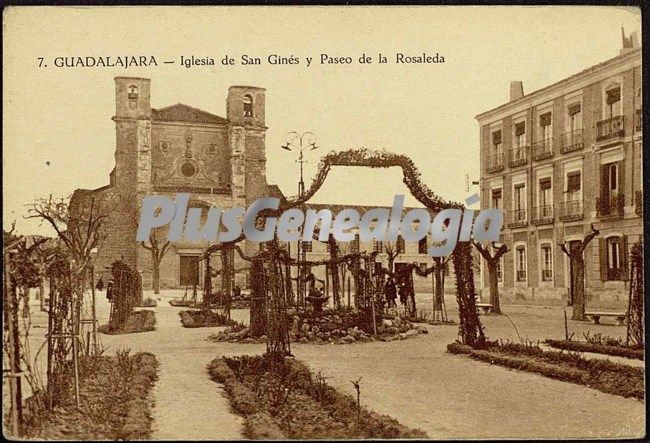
229, 85, 266, 91
114, 76, 151, 81
151, 102, 230, 125
475, 48, 641, 121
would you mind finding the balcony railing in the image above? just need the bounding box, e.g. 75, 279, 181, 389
635, 190, 643, 216
635, 109, 642, 133
596, 115, 624, 142
561, 129, 584, 153
508, 146, 528, 167
486, 152, 504, 173
532, 138, 554, 161
507, 209, 527, 228
531, 205, 554, 225
516, 270, 527, 282
559, 200, 583, 222
597, 193, 625, 217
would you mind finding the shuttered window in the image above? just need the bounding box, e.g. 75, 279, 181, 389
566, 172, 581, 193
515, 122, 526, 136
540, 178, 552, 190
492, 130, 502, 145
539, 112, 552, 127
568, 103, 581, 115
606, 88, 621, 105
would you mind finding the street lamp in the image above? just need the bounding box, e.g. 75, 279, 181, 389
281, 131, 319, 310
281, 131, 319, 198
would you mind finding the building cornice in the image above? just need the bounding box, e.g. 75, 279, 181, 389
476, 49, 641, 124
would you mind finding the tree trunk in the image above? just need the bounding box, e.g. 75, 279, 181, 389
152, 259, 161, 295
487, 261, 502, 314
571, 258, 586, 321
249, 258, 267, 337
434, 266, 444, 310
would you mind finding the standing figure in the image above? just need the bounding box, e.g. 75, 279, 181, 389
398, 283, 408, 306
384, 277, 397, 307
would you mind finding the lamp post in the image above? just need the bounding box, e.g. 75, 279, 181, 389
281, 131, 319, 309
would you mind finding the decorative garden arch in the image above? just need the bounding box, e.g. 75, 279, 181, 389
205, 148, 487, 350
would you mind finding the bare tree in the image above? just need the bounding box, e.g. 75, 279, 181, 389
473, 241, 509, 315
140, 227, 171, 295
26, 195, 110, 276
558, 224, 599, 321
383, 241, 401, 273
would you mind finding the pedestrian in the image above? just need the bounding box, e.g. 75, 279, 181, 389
398, 283, 408, 306
384, 277, 397, 308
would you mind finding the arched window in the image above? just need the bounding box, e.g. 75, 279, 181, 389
128, 85, 139, 100
243, 94, 253, 117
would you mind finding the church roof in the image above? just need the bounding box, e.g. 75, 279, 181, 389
151, 103, 229, 125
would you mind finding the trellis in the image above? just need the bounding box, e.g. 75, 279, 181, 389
626, 241, 643, 346
204, 148, 487, 354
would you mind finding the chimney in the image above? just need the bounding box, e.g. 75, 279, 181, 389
509, 81, 524, 102
620, 27, 640, 55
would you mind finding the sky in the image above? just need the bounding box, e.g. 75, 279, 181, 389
3, 6, 641, 236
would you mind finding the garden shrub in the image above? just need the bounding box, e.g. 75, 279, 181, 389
447, 341, 643, 400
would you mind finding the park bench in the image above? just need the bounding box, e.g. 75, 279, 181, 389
476, 303, 492, 315
584, 311, 627, 326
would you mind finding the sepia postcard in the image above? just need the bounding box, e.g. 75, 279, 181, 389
2, 5, 646, 441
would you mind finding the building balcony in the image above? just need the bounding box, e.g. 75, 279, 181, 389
558, 200, 583, 222
508, 146, 528, 167
531, 205, 554, 225
596, 115, 625, 143
597, 193, 625, 218
532, 139, 554, 161
486, 152, 505, 173
560, 129, 584, 153
635, 190, 643, 216
635, 109, 642, 133
507, 209, 527, 228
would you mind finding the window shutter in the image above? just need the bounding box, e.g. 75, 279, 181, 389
618, 161, 625, 197
606, 88, 621, 105
568, 104, 581, 115
539, 113, 552, 126
620, 236, 629, 279
515, 122, 526, 136
599, 238, 607, 281
600, 165, 609, 199
567, 172, 581, 192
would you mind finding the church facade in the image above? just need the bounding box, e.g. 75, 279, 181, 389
72, 77, 269, 289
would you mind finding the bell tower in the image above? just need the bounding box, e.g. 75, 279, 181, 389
111, 77, 152, 269
227, 86, 268, 205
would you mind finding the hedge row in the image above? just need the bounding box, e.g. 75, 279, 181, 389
207, 355, 427, 439
447, 342, 643, 400
545, 339, 644, 361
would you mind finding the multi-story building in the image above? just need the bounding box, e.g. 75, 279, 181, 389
476, 33, 642, 304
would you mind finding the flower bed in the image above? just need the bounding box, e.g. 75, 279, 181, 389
207, 354, 427, 439
545, 339, 644, 361
19, 351, 158, 440
98, 309, 155, 335
447, 341, 644, 400
179, 309, 238, 328
206, 310, 428, 345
